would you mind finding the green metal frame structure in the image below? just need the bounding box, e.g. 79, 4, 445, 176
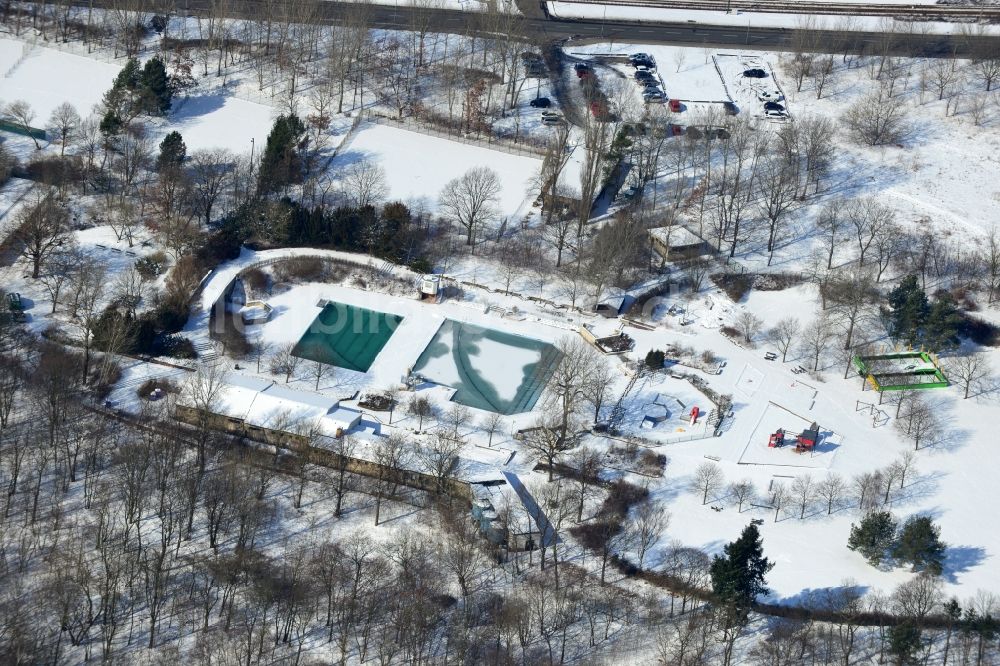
852, 350, 949, 392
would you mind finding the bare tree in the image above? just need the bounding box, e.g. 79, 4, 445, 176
816, 201, 846, 269
735, 311, 764, 345
417, 434, 463, 496
790, 475, 815, 519
408, 395, 435, 432
729, 479, 755, 512
800, 311, 836, 372
896, 395, 939, 450
633, 502, 670, 568
827, 268, 878, 349
188, 148, 232, 226
770, 482, 790, 522
690, 462, 724, 505
13, 190, 71, 279
842, 83, 909, 146
342, 158, 388, 209
768, 317, 800, 362
47, 102, 81, 157
438, 166, 501, 248
480, 412, 504, 447
816, 474, 846, 515
4, 100, 42, 149
947, 352, 990, 399
310, 359, 332, 391
270, 343, 302, 383
847, 197, 895, 267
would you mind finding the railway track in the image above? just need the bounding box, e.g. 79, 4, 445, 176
551, 0, 1000, 21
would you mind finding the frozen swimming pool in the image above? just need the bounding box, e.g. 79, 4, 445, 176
413, 320, 561, 415
293, 303, 402, 373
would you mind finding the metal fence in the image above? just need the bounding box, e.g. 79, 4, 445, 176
360, 110, 549, 160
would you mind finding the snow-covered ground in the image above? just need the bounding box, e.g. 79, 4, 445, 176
0, 36, 120, 121
166, 90, 276, 154
330, 121, 543, 218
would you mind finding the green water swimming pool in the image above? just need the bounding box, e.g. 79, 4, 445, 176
293, 303, 402, 372
412, 319, 562, 415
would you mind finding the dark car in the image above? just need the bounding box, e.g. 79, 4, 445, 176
763, 101, 785, 112
723, 101, 739, 116
635, 70, 655, 82
574, 62, 592, 73
743, 68, 767, 78
529, 97, 551, 108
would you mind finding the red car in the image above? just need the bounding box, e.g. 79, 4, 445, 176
669, 99, 682, 113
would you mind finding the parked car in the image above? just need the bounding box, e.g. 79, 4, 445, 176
641, 80, 661, 89
529, 97, 551, 108
763, 101, 785, 112
668, 99, 682, 112
757, 90, 783, 102
743, 68, 767, 78
722, 101, 739, 115
764, 108, 788, 119
643, 92, 666, 104
630, 53, 655, 68
541, 113, 565, 125
574, 62, 592, 73
635, 70, 655, 82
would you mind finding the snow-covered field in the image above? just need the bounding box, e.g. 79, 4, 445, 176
167, 90, 275, 153
0, 37, 120, 121
331, 121, 543, 218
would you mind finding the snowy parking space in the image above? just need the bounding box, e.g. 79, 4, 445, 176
714, 53, 789, 120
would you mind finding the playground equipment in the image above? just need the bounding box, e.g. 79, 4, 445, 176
852, 350, 948, 392
767, 422, 820, 453
690, 406, 700, 425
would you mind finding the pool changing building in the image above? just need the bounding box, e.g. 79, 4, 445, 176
175, 374, 362, 447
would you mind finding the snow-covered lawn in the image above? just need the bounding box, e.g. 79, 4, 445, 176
0, 37, 121, 121
330, 121, 542, 218
164, 90, 276, 154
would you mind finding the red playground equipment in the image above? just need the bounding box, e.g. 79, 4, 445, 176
690, 406, 700, 424
768, 423, 821, 453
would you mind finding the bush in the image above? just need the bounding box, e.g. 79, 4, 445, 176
137, 378, 178, 399
135, 251, 168, 280
242, 267, 269, 294
645, 349, 665, 370
274, 256, 327, 283
711, 272, 753, 302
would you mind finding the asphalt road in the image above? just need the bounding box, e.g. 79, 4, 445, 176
135, 0, 1000, 56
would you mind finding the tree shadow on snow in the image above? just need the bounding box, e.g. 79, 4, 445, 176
770, 582, 870, 608
170, 91, 227, 123
941, 546, 988, 585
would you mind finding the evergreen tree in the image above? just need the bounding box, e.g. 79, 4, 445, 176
140, 56, 172, 115
99, 110, 124, 138
103, 57, 141, 121
257, 114, 307, 195
645, 349, 665, 370
848, 511, 897, 566
892, 515, 946, 575
923, 293, 962, 352
710, 523, 774, 614
888, 621, 922, 666
887, 275, 929, 346
157, 132, 187, 172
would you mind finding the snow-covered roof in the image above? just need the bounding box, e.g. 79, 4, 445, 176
649, 225, 705, 249
182, 373, 361, 437
244, 383, 340, 432
321, 407, 363, 435
211, 375, 273, 420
